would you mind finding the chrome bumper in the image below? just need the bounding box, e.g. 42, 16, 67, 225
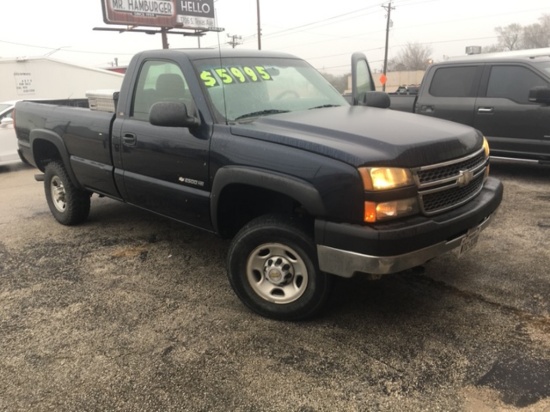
317, 213, 494, 278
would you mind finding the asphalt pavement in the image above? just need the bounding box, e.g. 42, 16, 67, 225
0, 161, 548, 412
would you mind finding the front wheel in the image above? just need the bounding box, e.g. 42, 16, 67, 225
44, 161, 90, 225
227, 215, 332, 320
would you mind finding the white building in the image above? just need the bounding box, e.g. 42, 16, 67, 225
0, 56, 124, 101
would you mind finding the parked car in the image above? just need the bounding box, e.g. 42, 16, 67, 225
0, 101, 22, 166
389, 49, 550, 164
391, 85, 419, 95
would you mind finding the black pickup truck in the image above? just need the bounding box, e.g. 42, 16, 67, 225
15, 49, 502, 320
390, 51, 550, 164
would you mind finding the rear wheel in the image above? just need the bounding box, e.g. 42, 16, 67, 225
44, 161, 90, 225
227, 214, 332, 320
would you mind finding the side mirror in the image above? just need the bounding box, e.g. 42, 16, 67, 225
149, 101, 200, 128
351, 52, 376, 106
529, 86, 550, 104
365, 91, 391, 108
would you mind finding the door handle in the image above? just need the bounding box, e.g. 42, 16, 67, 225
419, 105, 434, 113
122, 133, 137, 146
477, 107, 494, 114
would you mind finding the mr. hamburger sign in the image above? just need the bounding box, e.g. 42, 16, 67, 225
102, 0, 215, 29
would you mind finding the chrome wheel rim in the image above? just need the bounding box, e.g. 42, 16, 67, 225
246, 242, 308, 304
50, 176, 67, 213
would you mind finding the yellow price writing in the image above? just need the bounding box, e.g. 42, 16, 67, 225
229, 67, 247, 83
255, 66, 272, 80
200, 70, 218, 87
215, 68, 233, 84
200, 66, 273, 88
242, 67, 258, 82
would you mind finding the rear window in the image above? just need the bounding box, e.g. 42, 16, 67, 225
429, 66, 479, 97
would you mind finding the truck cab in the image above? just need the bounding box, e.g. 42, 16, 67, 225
413, 50, 550, 163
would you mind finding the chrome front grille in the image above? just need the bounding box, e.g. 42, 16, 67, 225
413, 148, 488, 215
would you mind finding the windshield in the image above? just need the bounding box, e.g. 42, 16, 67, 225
193, 57, 349, 122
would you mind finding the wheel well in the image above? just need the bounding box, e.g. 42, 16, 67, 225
216, 184, 313, 238
33, 139, 62, 172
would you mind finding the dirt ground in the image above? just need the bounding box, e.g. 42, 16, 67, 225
0, 161, 549, 412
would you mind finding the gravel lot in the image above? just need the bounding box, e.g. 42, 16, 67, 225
0, 161, 549, 412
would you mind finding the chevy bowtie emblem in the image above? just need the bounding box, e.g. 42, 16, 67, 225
456, 170, 474, 187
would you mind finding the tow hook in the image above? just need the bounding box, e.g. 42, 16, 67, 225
34, 173, 45, 182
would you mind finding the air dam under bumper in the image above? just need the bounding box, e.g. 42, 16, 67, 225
315, 176, 503, 278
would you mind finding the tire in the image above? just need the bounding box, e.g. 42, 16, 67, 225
44, 161, 90, 225
227, 214, 332, 321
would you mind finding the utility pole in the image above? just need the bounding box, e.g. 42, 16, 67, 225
256, 0, 262, 50
227, 34, 243, 48
382, 1, 395, 91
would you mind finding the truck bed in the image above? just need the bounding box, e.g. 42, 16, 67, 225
15, 100, 118, 196
388, 94, 416, 113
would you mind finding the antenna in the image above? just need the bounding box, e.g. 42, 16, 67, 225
256, 0, 262, 50
215, 16, 229, 125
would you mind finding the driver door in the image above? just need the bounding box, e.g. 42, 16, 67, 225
115, 59, 212, 229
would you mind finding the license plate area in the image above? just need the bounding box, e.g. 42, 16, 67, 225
457, 226, 481, 258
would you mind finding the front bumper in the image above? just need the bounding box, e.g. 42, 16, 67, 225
315, 177, 503, 277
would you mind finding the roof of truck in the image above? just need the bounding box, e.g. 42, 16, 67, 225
444, 48, 550, 65
135, 48, 299, 61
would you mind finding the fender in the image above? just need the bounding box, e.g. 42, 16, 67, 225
30, 129, 81, 188
210, 166, 327, 233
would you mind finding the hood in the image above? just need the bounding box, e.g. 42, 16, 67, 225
229, 106, 482, 168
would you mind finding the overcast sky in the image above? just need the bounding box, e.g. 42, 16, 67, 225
0, 0, 548, 74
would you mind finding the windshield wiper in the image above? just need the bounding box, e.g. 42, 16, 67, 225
234, 109, 290, 121
308, 104, 342, 110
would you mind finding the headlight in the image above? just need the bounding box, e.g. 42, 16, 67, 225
359, 167, 417, 223
359, 167, 414, 191
364, 198, 419, 223
482, 137, 490, 158
482, 137, 491, 179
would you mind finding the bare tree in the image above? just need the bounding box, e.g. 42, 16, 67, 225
321, 72, 349, 94
482, 44, 505, 54
388, 42, 433, 71
489, 15, 550, 52
386, 57, 406, 72
523, 14, 550, 49
495, 23, 524, 50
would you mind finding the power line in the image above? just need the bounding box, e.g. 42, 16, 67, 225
226, 34, 242, 48
3, 3, 546, 67
0, 39, 133, 56
259, 4, 383, 40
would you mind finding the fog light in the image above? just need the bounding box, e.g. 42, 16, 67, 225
364, 197, 419, 223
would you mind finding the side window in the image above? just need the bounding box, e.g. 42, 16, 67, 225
429, 66, 479, 97
486, 65, 548, 104
131, 60, 193, 121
